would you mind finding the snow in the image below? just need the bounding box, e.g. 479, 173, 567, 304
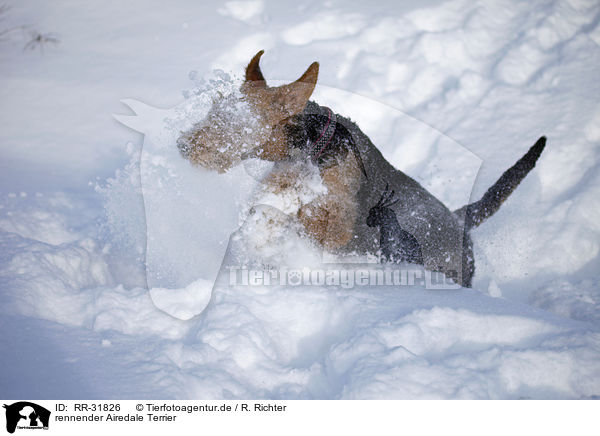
1, 0, 600, 399
218, 1, 266, 25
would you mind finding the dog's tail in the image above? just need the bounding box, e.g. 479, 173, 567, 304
455, 136, 546, 232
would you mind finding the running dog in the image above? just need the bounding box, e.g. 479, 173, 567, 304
177, 50, 546, 287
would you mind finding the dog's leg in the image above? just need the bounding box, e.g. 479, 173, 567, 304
298, 202, 330, 246
298, 154, 362, 250
298, 196, 357, 250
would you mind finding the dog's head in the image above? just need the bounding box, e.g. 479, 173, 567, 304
177, 50, 319, 172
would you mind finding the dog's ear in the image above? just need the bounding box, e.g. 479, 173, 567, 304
246, 50, 267, 86
275, 62, 319, 116
243, 52, 319, 120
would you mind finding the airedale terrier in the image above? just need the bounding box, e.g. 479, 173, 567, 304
177, 50, 546, 287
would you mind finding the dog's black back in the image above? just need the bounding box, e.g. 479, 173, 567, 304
277, 101, 545, 287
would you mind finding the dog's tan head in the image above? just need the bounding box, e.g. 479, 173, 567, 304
178, 50, 319, 172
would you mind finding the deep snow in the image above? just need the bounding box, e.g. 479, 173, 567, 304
1, 0, 600, 399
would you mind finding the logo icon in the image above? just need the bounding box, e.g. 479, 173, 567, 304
3, 402, 50, 434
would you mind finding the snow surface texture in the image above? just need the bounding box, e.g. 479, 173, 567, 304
1, 0, 600, 399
